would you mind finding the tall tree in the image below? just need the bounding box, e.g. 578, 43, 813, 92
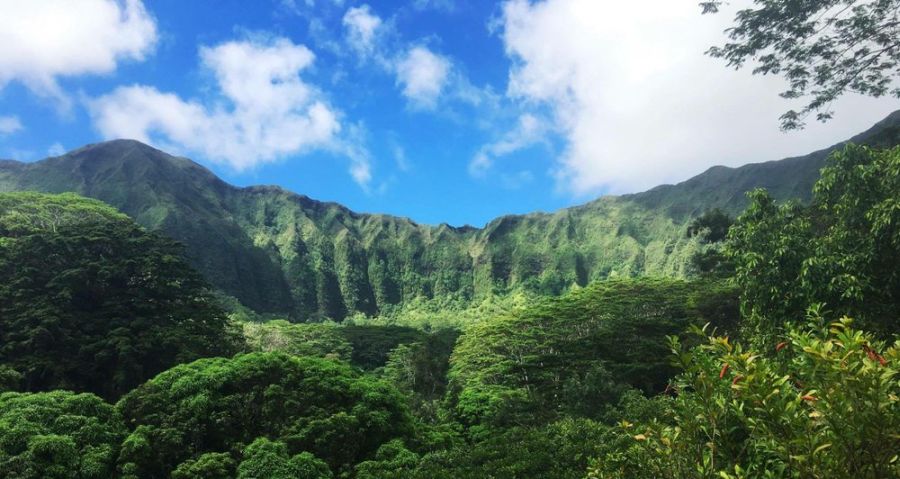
701, 0, 900, 130
728, 145, 900, 340
0, 193, 240, 399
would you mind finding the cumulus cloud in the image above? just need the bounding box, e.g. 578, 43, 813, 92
395, 46, 451, 109
0, 0, 157, 106
342, 5, 383, 54
0, 116, 23, 135
470, 113, 546, 176
88, 37, 366, 184
499, 0, 900, 195
337, 5, 493, 113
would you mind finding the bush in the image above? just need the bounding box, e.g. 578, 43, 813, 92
589, 314, 900, 479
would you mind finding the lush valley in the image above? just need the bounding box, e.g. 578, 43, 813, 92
3, 0, 900, 476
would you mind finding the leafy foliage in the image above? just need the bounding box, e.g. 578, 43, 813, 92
381, 329, 460, 418
171, 453, 236, 479
589, 316, 900, 479
687, 208, 733, 243
701, 0, 900, 129
243, 320, 352, 362
729, 145, 900, 339
339, 325, 432, 370
0, 192, 130, 238
116, 352, 414, 477
0, 391, 125, 479
0, 193, 240, 399
686, 208, 735, 277
235, 438, 331, 479
447, 279, 739, 429
355, 419, 611, 479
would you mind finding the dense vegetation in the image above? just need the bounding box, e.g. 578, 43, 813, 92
0, 193, 239, 399
116, 353, 413, 477
0, 141, 897, 477
1, 110, 896, 321
588, 317, 899, 479
447, 279, 738, 429
730, 145, 900, 340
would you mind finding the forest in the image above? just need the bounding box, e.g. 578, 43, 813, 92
0, 142, 897, 478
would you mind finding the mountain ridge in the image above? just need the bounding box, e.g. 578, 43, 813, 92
2, 111, 899, 320
627, 109, 900, 218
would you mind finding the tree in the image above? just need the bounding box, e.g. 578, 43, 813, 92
381, 329, 459, 419
0, 391, 125, 479
701, 0, 900, 130
354, 419, 613, 479
171, 453, 236, 479
727, 190, 814, 342
0, 193, 241, 399
687, 208, 735, 277
242, 320, 353, 361
339, 325, 430, 370
0, 366, 22, 393
236, 438, 331, 479
116, 352, 414, 478
687, 208, 733, 243
447, 279, 739, 429
728, 145, 900, 340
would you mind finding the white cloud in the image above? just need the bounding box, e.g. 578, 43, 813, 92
0, 0, 157, 106
47, 143, 66, 156
332, 122, 372, 187
88, 37, 367, 185
395, 46, 451, 109
342, 5, 383, 54
0, 116, 23, 135
500, 0, 900, 195
337, 5, 493, 114
470, 113, 546, 176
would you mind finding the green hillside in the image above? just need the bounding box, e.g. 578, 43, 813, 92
1, 111, 898, 320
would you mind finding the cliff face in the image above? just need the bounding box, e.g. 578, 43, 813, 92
2, 111, 898, 319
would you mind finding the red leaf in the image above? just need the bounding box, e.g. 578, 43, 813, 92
719, 363, 729, 379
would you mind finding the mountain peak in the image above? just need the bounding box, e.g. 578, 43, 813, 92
68, 138, 165, 158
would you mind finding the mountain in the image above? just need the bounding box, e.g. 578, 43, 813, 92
629, 110, 900, 218
2, 111, 898, 320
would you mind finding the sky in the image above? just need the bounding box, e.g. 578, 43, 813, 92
0, 0, 898, 227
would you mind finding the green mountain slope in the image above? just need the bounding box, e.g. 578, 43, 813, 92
629, 110, 900, 219
1, 111, 898, 320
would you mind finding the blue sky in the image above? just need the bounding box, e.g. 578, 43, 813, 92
1, 0, 898, 226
